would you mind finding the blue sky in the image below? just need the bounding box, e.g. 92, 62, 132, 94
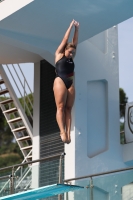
118, 17, 133, 102
19, 63, 34, 92
3, 63, 34, 98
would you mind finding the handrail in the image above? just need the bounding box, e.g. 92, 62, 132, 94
6, 64, 33, 121
13, 64, 33, 109
18, 64, 33, 95
0, 175, 11, 181
64, 165, 133, 182
0, 152, 66, 172
0, 151, 32, 194
0, 152, 65, 196
2, 64, 33, 125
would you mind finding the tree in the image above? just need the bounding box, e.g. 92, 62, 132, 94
19, 93, 33, 126
119, 88, 128, 119
0, 109, 14, 147
119, 88, 128, 144
0, 107, 23, 167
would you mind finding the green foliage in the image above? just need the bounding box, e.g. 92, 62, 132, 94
0, 153, 22, 168
119, 88, 128, 119
120, 122, 125, 144
119, 88, 128, 144
19, 93, 33, 125
0, 109, 14, 147
0, 142, 23, 157
19, 93, 33, 115
120, 122, 124, 131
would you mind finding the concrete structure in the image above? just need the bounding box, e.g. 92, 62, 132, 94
65, 27, 120, 179
0, 0, 133, 64
0, 0, 133, 199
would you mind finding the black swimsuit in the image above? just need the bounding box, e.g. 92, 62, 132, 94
55, 55, 75, 89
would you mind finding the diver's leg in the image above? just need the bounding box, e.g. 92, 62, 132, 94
65, 84, 75, 143
53, 77, 67, 142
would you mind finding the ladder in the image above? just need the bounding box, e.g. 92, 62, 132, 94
0, 65, 33, 161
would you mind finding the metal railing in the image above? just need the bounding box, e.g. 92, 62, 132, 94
2, 64, 33, 123
0, 150, 32, 194
1, 153, 133, 200
64, 165, 133, 183
0, 152, 65, 198
64, 166, 133, 200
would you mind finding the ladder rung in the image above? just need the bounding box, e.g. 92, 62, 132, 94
3, 107, 18, 114
17, 136, 31, 141
0, 99, 13, 104
12, 126, 26, 132
27, 155, 32, 159
21, 146, 32, 150
0, 79, 4, 84
0, 89, 9, 95
8, 117, 22, 123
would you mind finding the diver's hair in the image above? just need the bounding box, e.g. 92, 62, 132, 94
65, 43, 76, 50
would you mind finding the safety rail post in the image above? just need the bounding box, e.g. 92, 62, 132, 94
10, 167, 15, 194
65, 181, 71, 200
90, 177, 93, 200
58, 152, 66, 200
9, 176, 12, 195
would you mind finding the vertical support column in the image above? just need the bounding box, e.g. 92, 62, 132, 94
58, 154, 63, 200
32, 61, 40, 188
90, 177, 93, 200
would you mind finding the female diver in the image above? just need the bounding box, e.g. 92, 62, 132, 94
53, 19, 79, 144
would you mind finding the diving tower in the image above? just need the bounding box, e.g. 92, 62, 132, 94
0, 0, 133, 200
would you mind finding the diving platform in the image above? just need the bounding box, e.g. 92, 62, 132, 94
0, 184, 84, 200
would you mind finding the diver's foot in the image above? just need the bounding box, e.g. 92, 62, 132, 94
67, 139, 71, 144
60, 132, 67, 143
66, 134, 71, 144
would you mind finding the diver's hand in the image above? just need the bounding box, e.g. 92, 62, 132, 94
74, 20, 79, 29
70, 19, 75, 28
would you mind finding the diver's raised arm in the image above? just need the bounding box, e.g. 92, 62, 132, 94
55, 20, 75, 55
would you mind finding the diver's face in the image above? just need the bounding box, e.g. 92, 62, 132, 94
65, 47, 75, 58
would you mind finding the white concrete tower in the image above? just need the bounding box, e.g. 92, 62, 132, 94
65, 26, 125, 179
